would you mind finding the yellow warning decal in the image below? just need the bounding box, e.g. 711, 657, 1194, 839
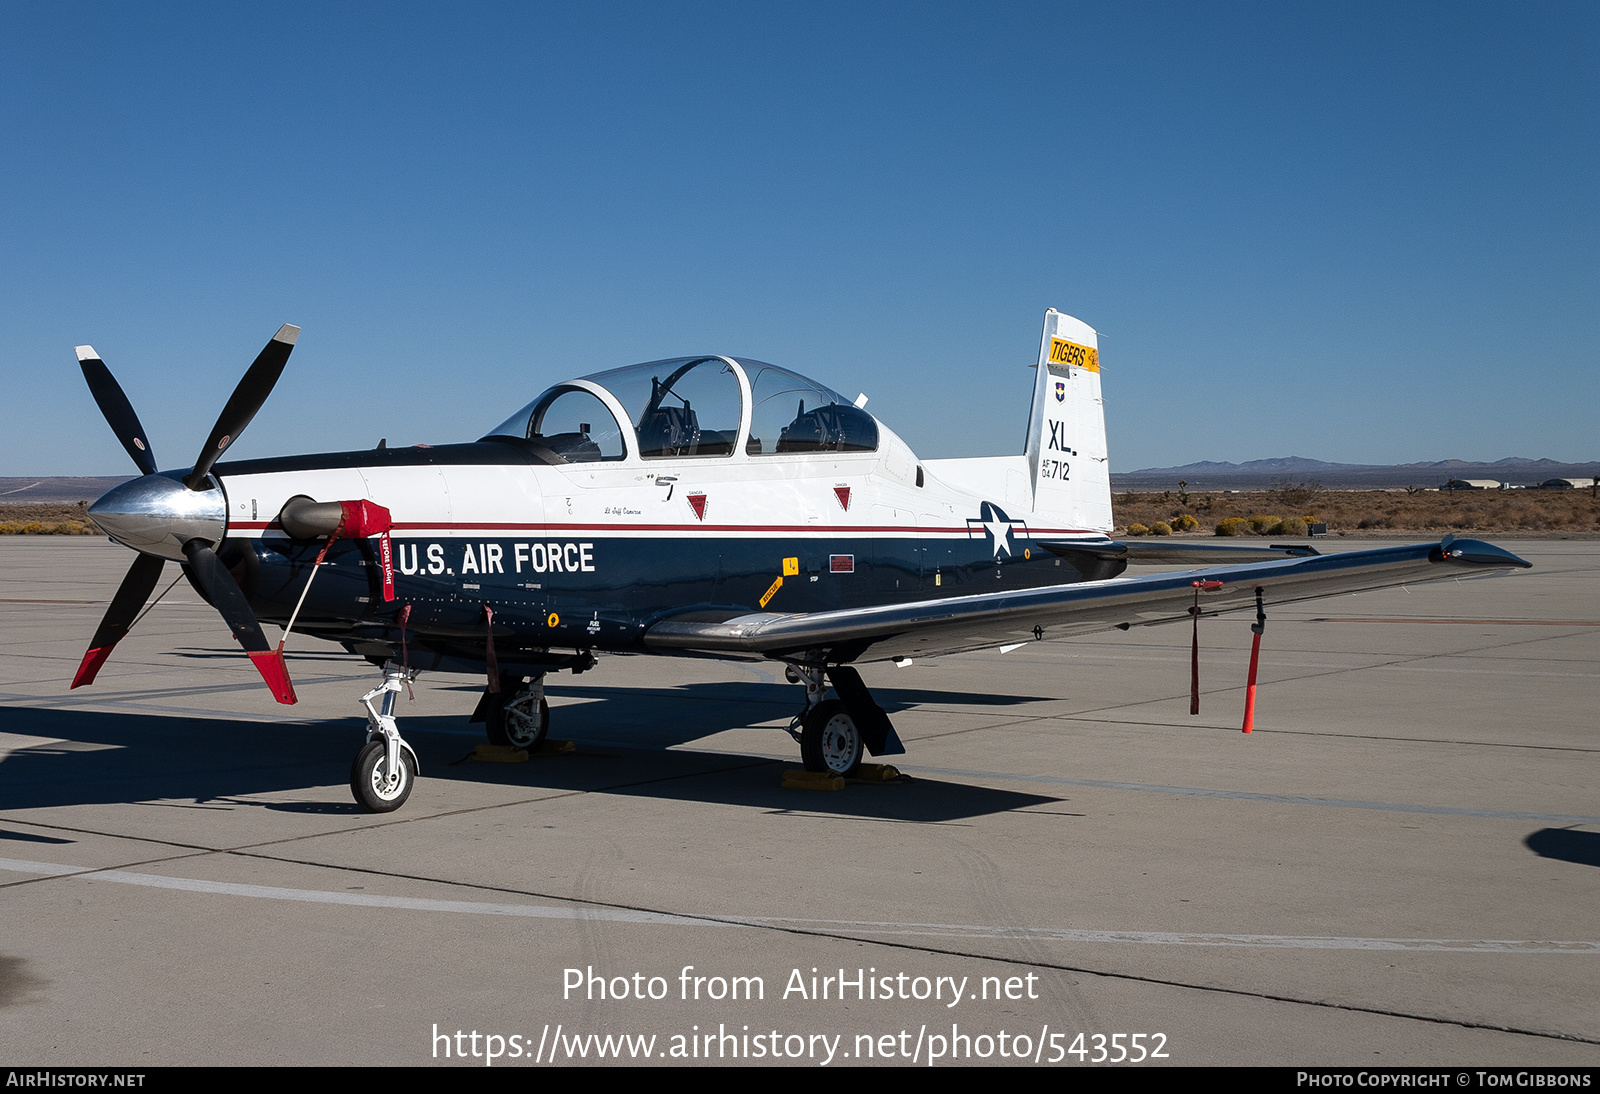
759, 575, 784, 608
547, 612, 559, 627
1048, 338, 1099, 372
783, 557, 799, 576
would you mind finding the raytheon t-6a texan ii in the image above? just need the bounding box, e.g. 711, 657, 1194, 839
71, 310, 1531, 812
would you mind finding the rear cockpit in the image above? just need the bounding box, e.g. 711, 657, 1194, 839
483, 356, 879, 465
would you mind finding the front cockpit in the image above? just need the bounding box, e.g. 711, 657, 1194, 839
483, 356, 879, 465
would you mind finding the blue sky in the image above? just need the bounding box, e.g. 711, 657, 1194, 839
2, 1, 1595, 475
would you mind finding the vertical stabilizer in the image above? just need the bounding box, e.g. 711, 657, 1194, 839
1023, 309, 1111, 532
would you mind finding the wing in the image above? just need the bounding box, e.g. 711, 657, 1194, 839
643, 537, 1530, 664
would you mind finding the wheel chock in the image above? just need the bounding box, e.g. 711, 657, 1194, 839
782, 769, 845, 791
473, 744, 528, 763
852, 763, 902, 782
473, 741, 575, 762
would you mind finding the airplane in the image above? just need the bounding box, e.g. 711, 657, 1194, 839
69, 310, 1532, 812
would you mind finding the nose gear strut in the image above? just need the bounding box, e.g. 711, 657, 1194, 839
352, 662, 420, 812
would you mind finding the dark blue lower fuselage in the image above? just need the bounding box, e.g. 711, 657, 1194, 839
231, 531, 1118, 672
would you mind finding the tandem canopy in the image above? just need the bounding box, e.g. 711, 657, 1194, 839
483, 357, 879, 464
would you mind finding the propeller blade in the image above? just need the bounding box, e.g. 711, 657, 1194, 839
182, 539, 297, 704
70, 553, 166, 688
77, 346, 158, 477
183, 324, 299, 490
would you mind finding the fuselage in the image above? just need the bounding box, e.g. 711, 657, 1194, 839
86, 350, 1119, 676
207, 436, 1112, 674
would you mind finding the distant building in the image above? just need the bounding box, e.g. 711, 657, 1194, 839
1443, 479, 1500, 491
1538, 477, 1598, 490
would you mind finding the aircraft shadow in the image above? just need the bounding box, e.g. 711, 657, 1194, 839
0, 702, 1057, 823
1524, 827, 1600, 869
454, 680, 1062, 760
442, 679, 1058, 718
0, 828, 75, 845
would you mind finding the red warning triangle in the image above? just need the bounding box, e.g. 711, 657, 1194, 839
833, 486, 851, 511
687, 493, 707, 521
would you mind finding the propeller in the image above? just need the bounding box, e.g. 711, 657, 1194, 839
69, 553, 165, 688
185, 325, 298, 489
71, 325, 301, 703
77, 347, 158, 477
183, 539, 297, 704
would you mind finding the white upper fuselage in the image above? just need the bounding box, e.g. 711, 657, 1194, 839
213, 353, 1108, 554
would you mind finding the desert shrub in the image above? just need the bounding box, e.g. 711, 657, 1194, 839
1116, 485, 1598, 536
1247, 514, 1281, 534
1172, 514, 1200, 532
1126, 523, 1150, 536
1150, 521, 1173, 536
0, 520, 96, 535
1269, 517, 1309, 536
1215, 517, 1247, 536
1270, 478, 1324, 508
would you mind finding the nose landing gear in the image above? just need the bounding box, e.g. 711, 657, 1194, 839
352, 663, 421, 812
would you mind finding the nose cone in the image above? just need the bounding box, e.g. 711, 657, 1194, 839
88, 471, 227, 561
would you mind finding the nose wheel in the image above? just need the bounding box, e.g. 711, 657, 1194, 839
350, 739, 415, 811
352, 663, 420, 813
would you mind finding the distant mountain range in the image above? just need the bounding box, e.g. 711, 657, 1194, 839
1114, 457, 1600, 490
0, 477, 132, 505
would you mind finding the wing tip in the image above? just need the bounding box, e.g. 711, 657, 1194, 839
273, 324, 301, 346
74, 345, 99, 362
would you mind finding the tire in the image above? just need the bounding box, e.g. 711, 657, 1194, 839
350, 740, 415, 813
485, 686, 549, 749
800, 699, 863, 778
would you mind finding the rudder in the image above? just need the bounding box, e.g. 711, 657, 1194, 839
1022, 309, 1112, 532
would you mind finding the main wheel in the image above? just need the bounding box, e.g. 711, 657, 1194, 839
486, 686, 549, 749
350, 740, 415, 812
800, 699, 864, 778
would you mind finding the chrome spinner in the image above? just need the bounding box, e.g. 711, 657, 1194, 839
87, 471, 227, 561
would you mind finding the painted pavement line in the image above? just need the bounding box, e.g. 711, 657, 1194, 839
3, 856, 1594, 954
0, 856, 706, 926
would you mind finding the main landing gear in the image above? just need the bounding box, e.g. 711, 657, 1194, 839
787, 663, 904, 778
351, 663, 421, 812
467, 671, 550, 748
480, 673, 550, 749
